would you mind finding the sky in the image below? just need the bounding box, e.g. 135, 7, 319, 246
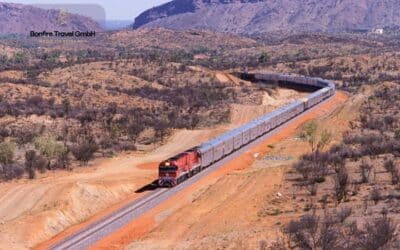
7, 0, 171, 20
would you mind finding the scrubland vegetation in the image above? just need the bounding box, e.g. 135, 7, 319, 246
0, 30, 264, 181
1, 31, 399, 249
268, 84, 400, 249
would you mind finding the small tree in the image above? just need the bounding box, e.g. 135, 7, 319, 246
370, 187, 381, 205
383, 159, 399, 185
300, 121, 318, 152
362, 215, 395, 249
62, 98, 71, 117
25, 150, 37, 179
317, 130, 332, 152
335, 166, 349, 203
300, 121, 332, 153
360, 161, 373, 183
258, 52, 270, 64
0, 141, 16, 165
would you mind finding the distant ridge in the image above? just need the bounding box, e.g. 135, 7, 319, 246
0, 2, 103, 35
133, 0, 400, 34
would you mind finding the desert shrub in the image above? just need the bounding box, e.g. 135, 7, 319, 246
34, 135, 67, 169
359, 161, 373, 183
343, 132, 384, 146
336, 207, 352, 223
395, 129, 400, 139
383, 159, 399, 185
56, 147, 70, 169
12, 51, 28, 65
361, 215, 396, 250
117, 142, 137, 151
285, 213, 342, 250
334, 166, 349, 203
0, 141, 16, 164
14, 129, 38, 145
34, 155, 48, 173
258, 52, 270, 64
295, 152, 331, 183
370, 187, 381, 205
71, 140, 98, 165
0, 163, 24, 181
0, 127, 11, 138
285, 214, 320, 249
294, 160, 313, 181
27, 95, 45, 107
284, 211, 397, 249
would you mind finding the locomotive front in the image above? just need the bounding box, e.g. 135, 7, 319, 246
158, 160, 179, 187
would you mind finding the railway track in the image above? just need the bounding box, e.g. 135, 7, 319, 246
49, 92, 336, 250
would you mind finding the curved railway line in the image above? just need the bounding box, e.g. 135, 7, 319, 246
50, 73, 336, 250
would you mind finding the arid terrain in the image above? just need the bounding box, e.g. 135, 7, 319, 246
0, 75, 305, 249
133, 0, 400, 34
0, 28, 399, 249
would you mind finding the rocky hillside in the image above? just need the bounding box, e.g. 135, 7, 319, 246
133, 0, 400, 34
0, 2, 103, 35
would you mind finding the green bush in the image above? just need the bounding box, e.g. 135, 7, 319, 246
34, 135, 67, 161
395, 129, 400, 139
0, 141, 16, 164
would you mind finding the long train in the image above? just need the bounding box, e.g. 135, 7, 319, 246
158, 73, 336, 187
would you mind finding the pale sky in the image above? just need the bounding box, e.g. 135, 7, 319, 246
6, 0, 171, 20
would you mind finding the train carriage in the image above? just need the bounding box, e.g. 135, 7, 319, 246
198, 143, 214, 168
220, 132, 235, 156
249, 121, 259, 140
232, 129, 243, 150
210, 138, 224, 163
158, 74, 335, 187
260, 114, 273, 134
255, 119, 264, 137
242, 124, 251, 145
305, 87, 330, 109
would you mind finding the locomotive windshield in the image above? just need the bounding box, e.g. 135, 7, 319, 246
159, 162, 178, 172
159, 166, 177, 171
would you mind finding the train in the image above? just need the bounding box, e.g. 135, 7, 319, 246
158, 73, 336, 187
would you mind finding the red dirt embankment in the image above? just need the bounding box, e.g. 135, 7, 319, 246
88, 92, 348, 249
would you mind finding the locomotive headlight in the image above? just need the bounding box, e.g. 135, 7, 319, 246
165, 162, 170, 166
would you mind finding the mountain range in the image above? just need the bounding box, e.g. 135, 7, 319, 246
133, 0, 400, 34
0, 2, 103, 35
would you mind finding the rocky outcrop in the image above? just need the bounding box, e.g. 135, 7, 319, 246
133, 0, 400, 34
0, 2, 103, 35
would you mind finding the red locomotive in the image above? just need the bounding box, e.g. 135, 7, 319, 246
158, 149, 200, 187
